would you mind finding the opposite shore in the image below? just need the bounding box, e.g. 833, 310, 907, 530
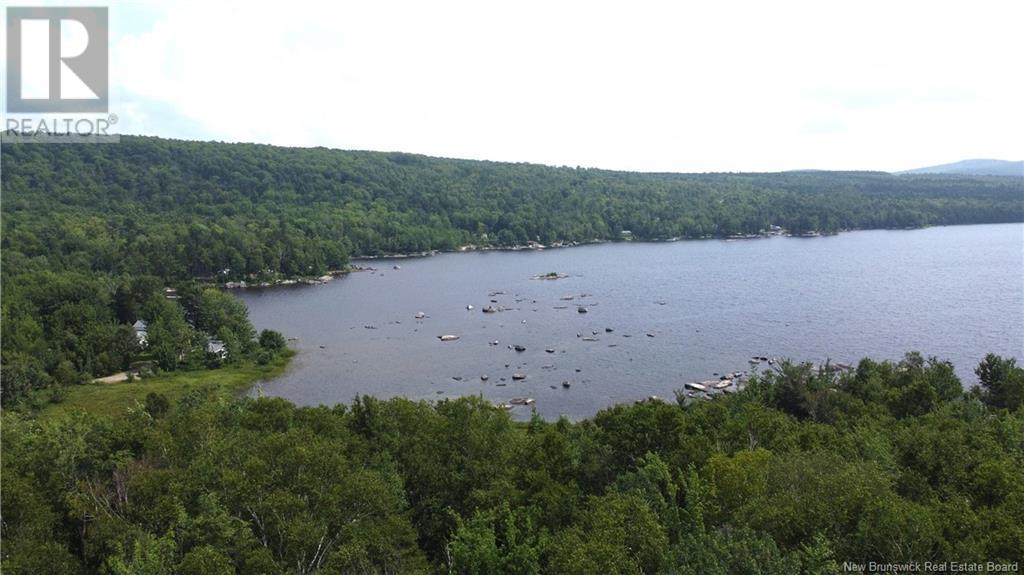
215, 222, 968, 290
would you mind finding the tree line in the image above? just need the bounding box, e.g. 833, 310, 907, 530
2, 352, 1021, 573
3, 137, 1021, 280
3, 136, 1021, 398
0, 270, 288, 406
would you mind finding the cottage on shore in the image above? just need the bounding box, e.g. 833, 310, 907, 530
207, 339, 228, 359
132, 320, 148, 347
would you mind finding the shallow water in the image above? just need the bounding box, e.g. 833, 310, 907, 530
237, 224, 1024, 420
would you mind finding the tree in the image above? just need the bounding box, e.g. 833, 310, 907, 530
973, 354, 1024, 411
177, 546, 234, 575
547, 493, 669, 575
197, 288, 255, 349
259, 329, 287, 352
147, 300, 195, 370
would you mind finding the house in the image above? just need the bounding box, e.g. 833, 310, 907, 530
207, 339, 228, 359
132, 320, 148, 346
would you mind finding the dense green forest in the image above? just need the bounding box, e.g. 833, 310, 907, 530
3, 352, 1022, 573
2, 138, 1023, 572
2, 136, 1022, 399
3, 136, 1022, 279
0, 270, 289, 405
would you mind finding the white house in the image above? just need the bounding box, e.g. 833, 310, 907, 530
207, 339, 228, 359
132, 320, 148, 347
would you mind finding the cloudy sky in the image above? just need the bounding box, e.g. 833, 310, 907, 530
32, 0, 1024, 171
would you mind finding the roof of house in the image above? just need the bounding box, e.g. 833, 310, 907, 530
132, 320, 148, 331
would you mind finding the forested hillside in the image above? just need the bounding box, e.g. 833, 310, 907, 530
2, 136, 1022, 405
3, 353, 1022, 573
2, 138, 1023, 573
3, 136, 1022, 280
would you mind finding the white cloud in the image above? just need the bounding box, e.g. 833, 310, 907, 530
109, 0, 1024, 172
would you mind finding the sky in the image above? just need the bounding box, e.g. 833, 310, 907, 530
8, 0, 1024, 172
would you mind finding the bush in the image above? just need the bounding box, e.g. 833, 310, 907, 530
258, 329, 287, 352
144, 392, 170, 417
48, 386, 68, 404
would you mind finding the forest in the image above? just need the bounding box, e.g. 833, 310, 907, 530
2, 352, 1022, 573
3, 136, 1023, 279
2, 136, 1022, 401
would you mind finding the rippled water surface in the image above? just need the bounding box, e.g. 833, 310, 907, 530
237, 224, 1024, 419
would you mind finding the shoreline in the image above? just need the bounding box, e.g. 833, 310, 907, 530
218, 228, 806, 289
216, 222, 985, 290
33, 351, 296, 420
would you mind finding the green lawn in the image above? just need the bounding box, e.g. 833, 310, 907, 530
36, 352, 294, 420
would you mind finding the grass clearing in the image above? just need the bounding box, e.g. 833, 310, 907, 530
35, 351, 294, 420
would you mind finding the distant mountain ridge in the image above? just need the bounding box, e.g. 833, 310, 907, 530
897, 159, 1023, 177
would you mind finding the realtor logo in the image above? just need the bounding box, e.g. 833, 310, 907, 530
6, 7, 108, 113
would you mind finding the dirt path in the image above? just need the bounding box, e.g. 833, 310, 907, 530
93, 372, 130, 384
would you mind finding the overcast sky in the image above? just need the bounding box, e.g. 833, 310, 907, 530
92, 0, 1024, 171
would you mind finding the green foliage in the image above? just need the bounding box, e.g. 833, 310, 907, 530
177, 545, 234, 575
449, 504, 541, 575
973, 353, 1024, 411
144, 392, 170, 418
197, 288, 255, 352
0, 276, 288, 405
3, 138, 1021, 282
2, 136, 1023, 571
5, 353, 1022, 573
547, 492, 669, 575
259, 329, 288, 352
3, 135, 1021, 402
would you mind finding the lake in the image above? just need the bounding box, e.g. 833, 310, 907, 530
237, 223, 1024, 420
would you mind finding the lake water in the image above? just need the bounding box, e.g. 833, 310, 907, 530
237, 224, 1024, 420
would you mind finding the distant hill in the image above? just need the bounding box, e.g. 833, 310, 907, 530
2, 136, 1022, 280
897, 159, 1023, 177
